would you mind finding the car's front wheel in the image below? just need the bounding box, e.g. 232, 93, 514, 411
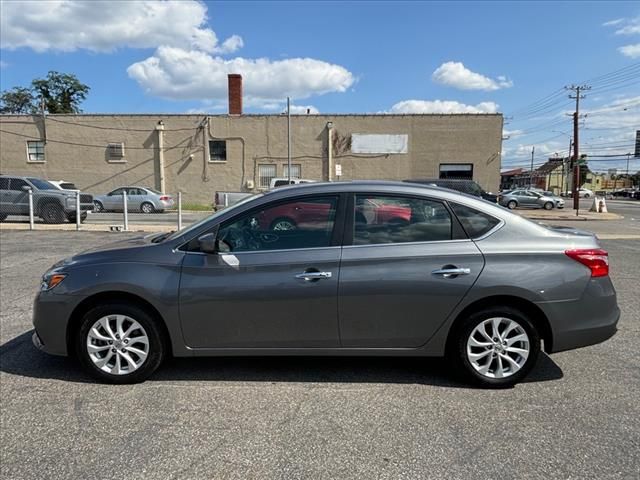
543, 201, 554, 210
448, 306, 540, 388
40, 202, 65, 224
507, 200, 517, 210
93, 201, 104, 212
76, 302, 165, 384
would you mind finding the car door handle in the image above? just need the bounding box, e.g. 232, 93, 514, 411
295, 271, 332, 281
431, 267, 471, 278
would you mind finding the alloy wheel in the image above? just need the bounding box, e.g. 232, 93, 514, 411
466, 317, 530, 379
86, 314, 150, 375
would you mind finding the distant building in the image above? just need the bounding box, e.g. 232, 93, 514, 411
0, 75, 503, 204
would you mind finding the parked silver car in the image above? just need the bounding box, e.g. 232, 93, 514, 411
499, 189, 564, 210
93, 187, 174, 213
33, 181, 618, 387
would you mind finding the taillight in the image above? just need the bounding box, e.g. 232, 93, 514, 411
565, 249, 609, 277
159, 195, 170, 201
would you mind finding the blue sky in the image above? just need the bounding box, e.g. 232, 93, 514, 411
1, 1, 638, 172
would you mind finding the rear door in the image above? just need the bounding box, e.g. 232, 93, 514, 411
179, 194, 345, 348
338, 193, 484, 348
127, 188, 144, 211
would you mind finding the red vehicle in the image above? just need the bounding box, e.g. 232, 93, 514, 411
257, 198, 412, 231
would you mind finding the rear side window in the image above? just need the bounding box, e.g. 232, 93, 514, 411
450, 203, 501, 238
354, 195, 452, 245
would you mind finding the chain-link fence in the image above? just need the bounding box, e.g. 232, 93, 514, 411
1, 188, 214, 232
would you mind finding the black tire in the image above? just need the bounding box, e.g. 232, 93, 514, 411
140, 202, 155, 214
543, 201, 554, 210
507, 200, 517, 210
93, 201, 104, 212
269, 217, 297, 231
40, 202, 65, 224
75, 302, 165, 384
584, 194, 590, 198
447, 306, 540, 388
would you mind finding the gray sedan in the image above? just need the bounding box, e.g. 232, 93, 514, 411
93, 186, 174, 213
499, 189, 564, 210
33, 181, 618, 387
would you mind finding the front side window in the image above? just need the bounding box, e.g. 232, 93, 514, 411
216, 196, 339, 253
450, 203, 501, 239
27, 141, 45, 162
353, 195, 452, 245
209, 140, 227, 161
9, 178, 29, 191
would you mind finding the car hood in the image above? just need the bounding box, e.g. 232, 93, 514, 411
51, 233, 172, 270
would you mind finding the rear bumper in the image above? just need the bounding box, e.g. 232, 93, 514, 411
537, 276, 619, 353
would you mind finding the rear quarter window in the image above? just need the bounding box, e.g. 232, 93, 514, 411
450, 203, 501, 239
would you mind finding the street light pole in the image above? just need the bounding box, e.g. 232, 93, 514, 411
287, 97, 291, 183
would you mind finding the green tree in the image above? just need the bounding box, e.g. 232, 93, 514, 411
31, 71, 90, 114
0, 71, 90, 114
0, 87, 36, 114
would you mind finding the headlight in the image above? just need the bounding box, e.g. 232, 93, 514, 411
41, 272, 67, 291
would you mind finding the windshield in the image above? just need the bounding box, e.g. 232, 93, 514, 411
27, 178, 57, 190
164, 192, 264, 242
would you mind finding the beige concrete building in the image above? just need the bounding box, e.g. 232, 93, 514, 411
1, 80, 502, 204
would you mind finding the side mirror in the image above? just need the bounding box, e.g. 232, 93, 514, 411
197, 232, 217, 254
22, 185, 31, 191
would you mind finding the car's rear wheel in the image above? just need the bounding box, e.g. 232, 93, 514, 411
448, 306, 540, 388
543, 201, 554, 210
270, 217, 297, 231
507, 200, 517, 210
40, 202, 65, 224
75, 302, 165, 384
93, 201, 104, 212
140, 202, 155, 214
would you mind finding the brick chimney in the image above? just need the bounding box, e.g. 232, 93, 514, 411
228, 74, 242, 115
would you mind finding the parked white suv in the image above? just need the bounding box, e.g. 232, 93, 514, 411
270, 178, 316, 189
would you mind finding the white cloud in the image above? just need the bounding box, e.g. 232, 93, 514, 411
389, 99, 499, 114
603, 18, 624, 27
0, 0, 242, 54
612, 16, 640, 35
0, 60, 7, 69
127, 46, 354, 105
618, 43, 640, 58
503, 129, 523, 138
431, 61, 513, 91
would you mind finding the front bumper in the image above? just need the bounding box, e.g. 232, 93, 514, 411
32, 290, 84, 356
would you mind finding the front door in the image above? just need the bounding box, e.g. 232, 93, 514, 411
179, 194, 343, 348
338, 194, 484, 348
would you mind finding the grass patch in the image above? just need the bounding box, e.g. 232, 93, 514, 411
168, 203, 213, 212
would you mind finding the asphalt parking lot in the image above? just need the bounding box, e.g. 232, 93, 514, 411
1, 229, 639, 479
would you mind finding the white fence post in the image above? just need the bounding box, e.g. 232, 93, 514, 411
177, 191, 183, 230
75, 191, 81, 231
28, 188, 34, 231
123, 191, 129, 231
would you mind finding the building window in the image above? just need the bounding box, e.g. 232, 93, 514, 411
439, 163, 473, 180
209, 140, 227, 162
27, 141, 45, 163
107, 143, 126, 162
258, 164, 277, 189
282, 164, 301, 179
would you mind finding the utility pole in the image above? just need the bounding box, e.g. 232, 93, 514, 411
287, 97, 291, 183
566, 84, 590, 214
530, 146, 535, 188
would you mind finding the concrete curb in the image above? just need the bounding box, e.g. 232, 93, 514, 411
517, 210, 622, 222
0, 223, 170, 233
